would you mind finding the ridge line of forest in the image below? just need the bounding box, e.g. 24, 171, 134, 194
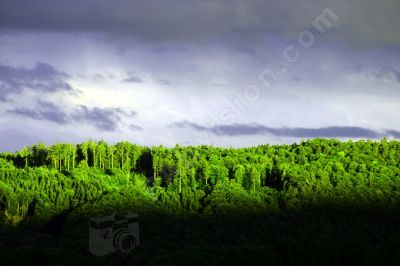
0, 138, 399, 226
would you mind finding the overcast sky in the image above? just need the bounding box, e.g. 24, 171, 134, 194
0, 0, 399, 151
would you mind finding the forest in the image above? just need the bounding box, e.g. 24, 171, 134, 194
0, 138, 400, 265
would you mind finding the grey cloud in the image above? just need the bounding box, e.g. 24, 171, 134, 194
122, 71, 143, 83
386, 130, 400, 139
88, 73, 106, 81
7, 100, 68, 124
7, 108, 42, 120
173, 121, 397, 139
159, 80, 171, 86
71, 105, 137, 131
264, 126, 381, 138
125, 110, 138, 118
93, 74, 104, 80
123, 76, 143, 83
0, 0, 399, 47
0, 0, 264, 42
173, 120, 208, 131
129, 124, 144, 131
36, 100, 69, 124
0, 62, 73, 102
152, 76, 171, 86
370, 66, 400, 83
6, 97, 140, 131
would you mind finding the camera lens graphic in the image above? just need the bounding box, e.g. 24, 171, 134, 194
113, 229, 136, 254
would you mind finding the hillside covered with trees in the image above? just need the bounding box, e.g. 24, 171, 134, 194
0, 139, 400, 265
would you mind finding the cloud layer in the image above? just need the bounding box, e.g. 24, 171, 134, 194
7, 100, 68, 124
7, 101, 139, 132
0, 62, 73, 101
173, 120, 399, 139
72, 106, 137, 131
0, 1, 399, 151
1, 0, 399, 47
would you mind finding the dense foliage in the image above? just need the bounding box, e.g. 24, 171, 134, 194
0, 138, 399, 265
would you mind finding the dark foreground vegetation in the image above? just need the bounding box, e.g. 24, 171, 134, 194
0, 138, 400, 265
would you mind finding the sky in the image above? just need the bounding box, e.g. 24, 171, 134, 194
0, 0, 400, 151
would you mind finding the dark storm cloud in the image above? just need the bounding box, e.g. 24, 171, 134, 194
7, 100, 68, 124
0, 62, 73, 101
71, 106, 137, 131
1, 0, 399, 47
172, 121, 394, 139
0, 0, 263, 41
